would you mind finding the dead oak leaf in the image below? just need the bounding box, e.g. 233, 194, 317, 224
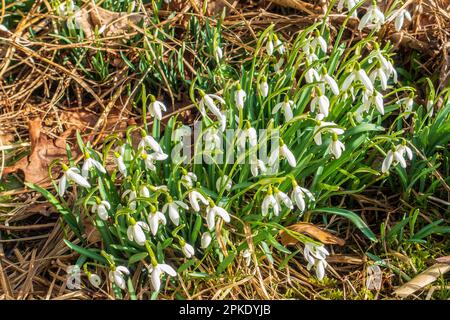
279, 222, 345, 246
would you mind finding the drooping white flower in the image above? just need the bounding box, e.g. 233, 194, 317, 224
147, 209, 167, 236
215, 46, 223, 60
114, 152, 127, 177
272, 98, 295, 122
273, 35, 285, 55
127, 220, 149, 246
397, 143, 413, 161
81, 154, 106, 177
313, 114, 345, 146
373, 49, 397, 83
198, 91, 226, 121
58, 165, 91, 197
138, 132, 164, 154
234, 85, 247, 110
88, 273, 101, 288
362, 90, 384, 115
305, 67, 320, 84
262, 188, 280, 217
369, 67, 388, 90
358, 4, 385, 31
266, 38, 274, 56
149, 263, 177, 292
188, 190, 208, 212
304, 242, 329, 281
291, 184, 315, 212
242, 249, 252, 267
381, 146, 408, 173
216, 175, 233, 192
273, 57, 284, 72
140, 185, 150, 198
269, 142, 297, 167
206, 203, 231, 231
321, 72, 340, 96
337, 0, 358, 17
394, 8, 412, 31
259, 77, 269, 97
181, 171, 197, 189
342, 67, 374, 93
310, 35, 328, 53
91, 199, 111, 221
328, 134, 346, 159
201, 232, 212, 249
162, 199, 188, 226
250, 155, 267, 177
204, 128, 222, 152
148, 96, 167, 121
122, 188, 137, 210
404, 96, 414, 118
274, 188, 294, 210
181, 242, 195, 258
58, 0, 76, 16
311, 91, 330, 117
109, 266, 130, 290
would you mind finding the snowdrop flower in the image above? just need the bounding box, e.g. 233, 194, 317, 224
147, 208, 167, 236
266, 37, 274, 56
382, 146, 408, 173
369, 66, 388, 90
237, 124, 258, 154
91, 198, 111, 221
342, 66, 374, 93
259, 77, 269, 97
149, 263, 177, 292
397, 142, 413, 161
313, 114, 345, 146
88, 273, 101, 288
291, 183, 315, 212
201, 232, 212, 249
328, 134, 346, 159
262, 187, 280, 217
216, 175, 232, 192
311, 90, 330, 117
188, 190, 208, 212
310, 34, 328, 53
181, 170, 197, 189
320, 71, 340, 95
394, 8, 412, 31
358, 3, 385, 31
274, 188, 294, 210
206, 201, 231, 231
162, 198, 188, 226
242, 249, 252, 267
127, 219, 149, 246
362, 90, 384, 115
138, 130, 164, 154
140, 185, 150, 198
215, 46, 223, 61
337, 0, 358, 17
304, 242, 329, 281
198, 90, 226, 121
234, 84, 246, 110
273, 57, 284, 72
114, 152, 127, 176
272, 97, 295, 122
204, 128, 222, 152
250, 155, 267, 177
58, 164, 91, 197
270, 141, 297, 167
305, 67, 321, 84
109, 266, 130, 290
122, 188, 137, 210
148, 95, 167, 121
404, 96, 414, 118
58, 0, 76, 16
181, 242, 195, 258
373, 49, 397, 83
273, 34, 285, 55
81, 153, 106, 177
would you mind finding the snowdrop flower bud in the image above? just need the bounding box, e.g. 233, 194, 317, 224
291, 182, 315, 212
215, 46, 223, 61
274, 187, 294, 210
394, 8, 412, 31
311, 89, 330, 117
304, 242, 329, 281
188, 190, 208, 212
272, 96, 295, 122
234, 84, 247, 110
149, 263, 177, 292
109, 266, 130, 290
201, 232, 212, 249
59, 164, 91, 197
162, 198, 188, 226
259, 76, 269, 97
273, 34, 285, 55
181, 242, 195, 258
358, 2, 385, 31
127, 219, 149, 246
88, 273, 102, 288
181, 170, 197, 189
114, 152, 127, 177
206, 200, 231, 231
404, 95, 414, 118
148, 95, 167, 121
140, 185, 150, 198
216, 175, 232, 192
262, 187, 280, 217
328, 134, 346, 159
92, 198, 111, 221
242, 249, 252, 266
81, 153, 106, 177
147, 207, 167, 236
266, 37, 274, 56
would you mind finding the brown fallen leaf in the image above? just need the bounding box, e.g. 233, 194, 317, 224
435, 256, 450, 264
394, 263, 450, 298
2, 118, 77, 185
279, 222, 346, 246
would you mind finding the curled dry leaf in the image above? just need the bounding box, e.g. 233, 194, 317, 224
279, 222, 345, 246
394, 263, 450, 298
2, 118, 77, 185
